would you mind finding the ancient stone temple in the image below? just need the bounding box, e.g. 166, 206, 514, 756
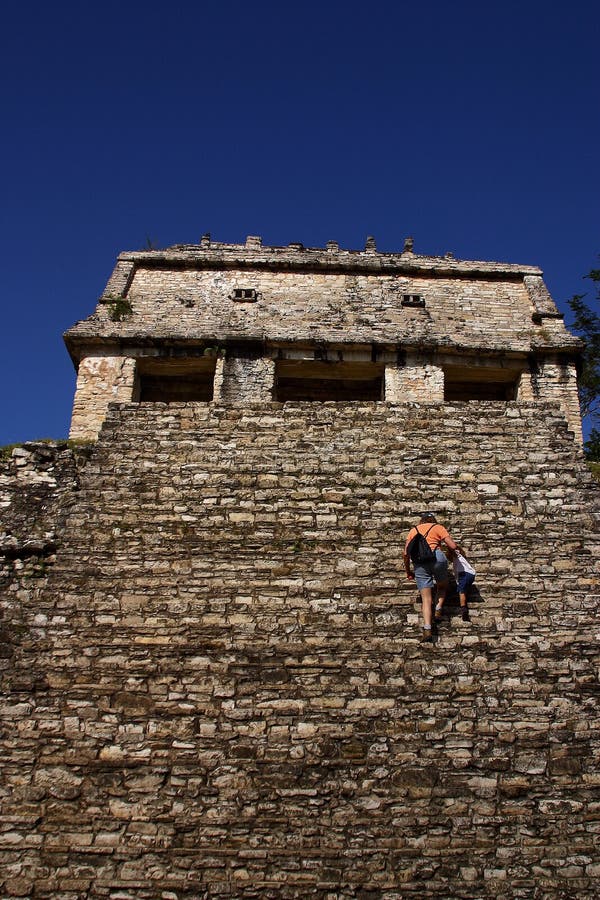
64, 234, 583, 443
1, 235, 599, 898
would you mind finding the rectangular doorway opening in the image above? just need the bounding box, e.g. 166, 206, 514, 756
443, 364, 520, 401
137, 358, 216, 402
275, 360, 384, 401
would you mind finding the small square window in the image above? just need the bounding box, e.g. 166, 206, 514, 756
231, 288, 260, 302
401, 294, 425, 308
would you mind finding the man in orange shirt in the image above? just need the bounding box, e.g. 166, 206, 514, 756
404, 512, 458, 643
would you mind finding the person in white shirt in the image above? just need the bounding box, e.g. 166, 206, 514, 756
446, 547, 476, 622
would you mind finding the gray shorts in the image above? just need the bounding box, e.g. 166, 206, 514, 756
414, 549, 449, 590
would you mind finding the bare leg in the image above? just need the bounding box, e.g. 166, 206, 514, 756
420, 587, 433, 628
434, 580, 449, 615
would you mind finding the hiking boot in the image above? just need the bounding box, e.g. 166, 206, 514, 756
461, 607, 470, 622
420, 628, 433, 643
434, 607, 443, 622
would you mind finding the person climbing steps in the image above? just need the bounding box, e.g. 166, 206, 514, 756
404, 512, 459, 642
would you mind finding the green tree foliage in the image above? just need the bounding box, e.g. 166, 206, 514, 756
584, 428, 600, 461
568, 266, 600, 460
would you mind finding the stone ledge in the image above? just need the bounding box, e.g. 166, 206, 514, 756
113, 242, 544, 279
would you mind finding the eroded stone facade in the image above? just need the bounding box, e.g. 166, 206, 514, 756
69, 354, 137, 440
64, 237, 583, 441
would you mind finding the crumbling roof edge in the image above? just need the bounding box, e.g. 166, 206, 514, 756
112, 245, 543, 279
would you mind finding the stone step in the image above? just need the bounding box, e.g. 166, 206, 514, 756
3, 401, 600, 898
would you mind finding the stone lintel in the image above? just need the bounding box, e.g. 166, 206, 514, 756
64, 337, 579, 370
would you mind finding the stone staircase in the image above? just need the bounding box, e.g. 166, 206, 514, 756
1, 400, 599, 898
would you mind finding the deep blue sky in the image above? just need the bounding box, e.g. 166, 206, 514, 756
1, 0, 598, 445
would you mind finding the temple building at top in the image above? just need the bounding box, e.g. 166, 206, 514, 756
64, 234, 582, 443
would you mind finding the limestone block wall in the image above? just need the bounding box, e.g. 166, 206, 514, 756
69, 354, 136, 440
385, 355, 444, 402
516, 359, 582, 442
0, 442, 90, 675
72, 350, 576, 441
65, 241, 581, 362
516, 369, 535, 404
214, 356, 275, 403
535, 358, 582, 443
1, 402, 599, 897
74, 266, 571, 352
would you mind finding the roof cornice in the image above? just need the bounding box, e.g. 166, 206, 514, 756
112, 242, 542, 280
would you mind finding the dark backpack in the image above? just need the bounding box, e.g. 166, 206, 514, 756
407, 524, 436, 565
